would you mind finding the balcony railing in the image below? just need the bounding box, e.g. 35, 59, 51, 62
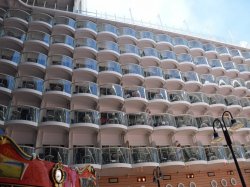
97, 41, 119, 53
240, 97, 250, 108
203, 43, 216, 52
216, 76, 231, 87
53, 16, 75, 28
30, 13, 53, 25
177, 53, 193, 63
155, 34, 172, 44
71, 110, 99, 125
208, 94, 226, 105
173, 37, 188, 46
73, 58, 98, 71
196, 115, 214, 128
216, 46, 230, 55
0, 48, 21, 64
73, 147, 101, 165
102, 147, 130, 164
21, 51, 47, 66
99, 61, 122, 74
158, 147, 183, 163
0, 73, 14, 90
118, 27, 137, 38
164, 69, 183, 80
15, 76, 43, 92
150, 113, 176, 127
146, 88, 168, 101
40, 108, 70, 124
75, 37, 97, 50
231, 79, 245, 88
205, 146, 227, 161
122, 63, 144, 76
126, 113, 148, 126
26, 31, 50, 44
237, 64, 250, 72
4, 9, 30, 22
188, 40, 203, 49
230, 49, 243, 58
124, 86, 146, 99
193, 56, 209, 66
47, 55, 73, 69
72, 81, 99, 96
100, 111, 125, 126
75, 20, 97, 31
99, 84, 123, 97
160, 50, 176, 60
138, 31, 154, 40
131, 147, 158, 164
175, 115, 198, 128
141, 47, 159, 58
7, 105, 39, 122
188, 92, 209, 104
182, 146, 207, 162
168, 90, 190, 103
182, 71, 200, 82
1, 27, 26, 41
144, 66, 163, 78
223, 61, 237, 71
97, 23, 118, 35
44, 79, 71, 94
0, 104, 7, 121
244, 145, 250, 159
119, 44, 140, 55
51, 34, 74, 47
224, 145, 245, 160
224, 95, 240, 106
19, 145, 35, 156
200, 74, 216, 84
209, 59, 224, 68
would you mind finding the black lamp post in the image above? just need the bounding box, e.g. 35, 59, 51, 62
153, 166, 162, 187
211, 111, 246, 187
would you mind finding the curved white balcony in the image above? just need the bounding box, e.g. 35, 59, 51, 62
168, 90, 190, 115
127, 113, 152, 132
205, 146, 227, 168
239, 97, 250, 116
155, 34, 173, 51
43, 79, 71, 101
97, 23, 118, 41
223, 61, 239, 78
97, 41, 120, 61
182, 71, 202, 92
14, 76, 43, 100
75, 20, 97, 38
144, 66, 165, 88
173, 37, 189, 54
99, 84, 124, 110
231, 78, 248, 96
121, 63, 144, 86
207, 94, 226, 116
0, 48, 21, 74
216, 76, 233, 95
71, 81, 99, 108
131, 147, 159, 168
140, 47, 160, 67
200, 74, 218, 94
30, 13, 53, 30
203, 43, 218, 59
5, 105, 39, 127
158, 147, 184, 169
19, 51, 47, 76
188, 92, 210, 115
209, 59, 225, 76
189, 40, 204, 56
224, 95, 242, 116
0, 26, 26, 47
47, 55, 73, 78
193, 56, 211, 74
72, 147, 101, 169
175, 115, 198, 133
98, 61, 122, 84
160, 50, 178, 69
36, 146, 69, 165
147, 88, 170, 114
75, 37, 97, 59
40, 107, 70, 128
118, 27, 137, 44
237, 64, 250, 80
177, 53, 194, 71
164, 69, 184, 90
196, 115, 214, 134
119, 44, 141, 64
50, 34, 74, 54
137, 31, 156, 48
70, 110, 99, 130
25, 31, 50, 51
4, 9, 30, 27
242, 51, 250, 63
151, 113, 176, 131
0, 105, 7, 126
216, 46, 231, 61
100, 111, 127, 131
183, 146, 207, 167
124, 86, 147, 113
0, 73, 14, 96
53, 16, 76, 34
73, 58, 98, 82
230, 49, 244, 64
225, 145, 245, 163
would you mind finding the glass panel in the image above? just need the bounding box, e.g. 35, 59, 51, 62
177, 53, 193, 63
118, 27, 136, 37
1, 27, 26, 41
231, 78, 245, 88
216, 76, 231, 86
4, 9, 30, 22
208, 94, 226, 105
26, 31, 50, 44
144, 67, 163, 77
146, 88, 168, 101
47, 55, 73, 68
72, 81, 99, 96
216, 46, 230, 55
75, 20, 97, 31
19, 145, 35, 156
98, 23, 118, 35
40, 108, 70, 124
188, 92, 209, 104
119, 44, 140, 55
203, 43, 216, 52
97, 41, 119, 53
0, 73, 14, 90
209, 59, 223, 68
30, 13, 53, 25
239, 97, 250, 107
158, 147, 183, 162
195, 115, 214, 128
74, 58, 98, 71
0, 104, 7, 121
73, 147, 101, 164
168, 90, 189, 102
138, 31, 154, 40
164, 69, 182, 80
131, 147, 158, 163
71, 110, 99, 125
36, 146, 69, 164
230, 49, 242, 57
244, 145, 250, 159
224, 117, 249, 128
182, 71, 200, 82
44, 79, 71, 94
0, 48, 21, 64
237, 64, 249, 72
242, 52, 250, 59
102, 147, 130, 164
51, 35, 74, 47
183, 146, 207, 162
141, 47, 158, 57
99, 84, 123, 97
160, 50, 176, 60
75, 37, 97, 50
175, 115, 197, 128
173, 37, 188, 46
126, 113, 148, 126
150, 113, 176, 127
200, 74, 216, 84
100, 112, 125, 125
224, 145, 245, 159
223, 61, 237, 70
155, 34, 172, 43
7, 105, 39, 122
21, 52, 47, 66
122, 63, 144, 76
205, 146, 226, 161
99, 61, 121, 74
188, 40, 203, 49
15, 76, 44, 92
124, 86, 146, 99
53, 16, 75, 28
0, 8, 6, 19
193, 56, 208, 65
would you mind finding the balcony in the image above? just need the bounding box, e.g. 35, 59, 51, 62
118, 27, 137, 44
158, 147, 184, 168
196, 115, 214, 134
237, 64, 250, 80
188, 92, 210, 115
50, 34, 75, 53
150, 113, 176, 131
119, 44, 141, 64
126, 113, 152, 132
209, 59, 225, 76
19, 145, 35, 156
146, 88, 169, 113
155, 34, 173, 51
164, 69, 184, 90
173, 37, 189, 54
137, 31, 156, 47
30, 13, 53, 29
183, 146, 207, 167
200, 74, 218, 94
182, 71, 202, 92
193, 56, 211, 74
231, 78, 247, 96
97, 41, 120, 61
244, 145, 250, 161
122, 63, 144, 86
124, 86, 147, 112
239, 97, 250, 116
208, 94, 226, 115
0, 104, 7, 125
140, 47, 160, 67
98, 61, 122, 84
230, 49, 244, 63
144, 66, 164, 88
4, 9, 30, 25
75, 37, 97, 59
225, 117, 250, 133
216, 46, 231, 61
71, 110, 99, 130
0, 73, 14, 96
40, 107, 70, 128
100, 111, 126, 131
225, 145, 245, 163
131, 147, 159, 167
160, 50, 178, 69
75, 20, 97, 38
25, 31, 50, 50
216, 76, 233, 95
6, 105, 39, 127
47, 55, 73, 76
203, 43, 218, 59
175, 115, 198, 133
0, 8, 6, 22
97, 23, 118, 40
188, 40, 204, 56
168, 90, 190, 114
1, 27, 26, 46
177, 53, 194, 71
36, 146, 69, 165
53, 16, 75, 33
205, 146, 227, 167
242, 51, 250, 63
223, 61, 239, 78
72, 147, 101, 169
0, 48, 21, 73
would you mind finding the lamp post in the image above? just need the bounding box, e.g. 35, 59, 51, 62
153, 166, 162, 187
211, 111, 246, 187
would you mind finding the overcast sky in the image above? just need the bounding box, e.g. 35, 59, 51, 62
81, 0, 250, 47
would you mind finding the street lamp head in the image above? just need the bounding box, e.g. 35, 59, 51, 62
211, 131, 224, 144
229, 119, 244, 131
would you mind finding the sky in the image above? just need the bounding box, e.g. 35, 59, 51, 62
80, 0, 250, 47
